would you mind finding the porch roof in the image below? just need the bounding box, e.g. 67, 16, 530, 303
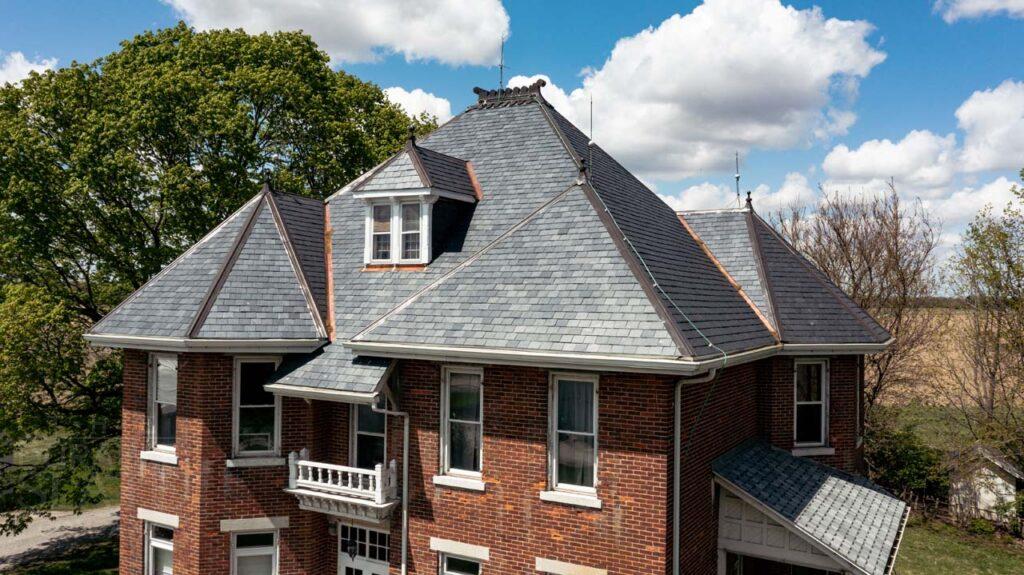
713, 440, 908, 575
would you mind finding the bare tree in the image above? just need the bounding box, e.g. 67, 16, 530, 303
773, 184, 943, 418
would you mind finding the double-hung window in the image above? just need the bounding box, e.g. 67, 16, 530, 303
371, 203, 392, 261
149, 354, 178, 452
550, 373, 598, 491
400, 202, 421, 261
234, 358, 281, 457
441, 367, 483, 476
146, 522, 174, 575
231, 531, 278, 575
794, 359, 829, 447
352, 397, 387, 470
441, 555, 481, 575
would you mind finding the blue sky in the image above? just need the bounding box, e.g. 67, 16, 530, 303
3, 0, 1023, 254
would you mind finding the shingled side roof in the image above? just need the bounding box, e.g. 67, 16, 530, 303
353, 140, 477, 201
715, 440, 908, 575
88, 187, 327, 344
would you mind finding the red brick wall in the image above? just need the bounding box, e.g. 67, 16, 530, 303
119, 351, 348, 575
396, 361, 676, 575
760, 355, 862, 472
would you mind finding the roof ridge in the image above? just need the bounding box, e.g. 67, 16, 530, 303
751, 212, 887, 341
744, 210, 782, 338
472, 78, 548, 109
89, 192, 265, 335
186, 190, 268, 338
350, 183, 582, 342
265, 191, 329, 339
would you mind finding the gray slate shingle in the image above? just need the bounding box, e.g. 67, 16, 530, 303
714, 440, 907, 575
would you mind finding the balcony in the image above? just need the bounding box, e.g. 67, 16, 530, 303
285, 448, 399, 525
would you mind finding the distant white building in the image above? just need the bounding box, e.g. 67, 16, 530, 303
950, 446, 1024, 524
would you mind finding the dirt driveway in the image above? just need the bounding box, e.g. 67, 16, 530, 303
0, 506, 119, 570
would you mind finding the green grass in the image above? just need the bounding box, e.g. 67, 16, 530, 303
895, 518, 1024, 574
4, 536, 118, 575
12, 435, 120, 509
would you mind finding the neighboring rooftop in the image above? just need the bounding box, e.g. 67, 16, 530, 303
715, 440, 908, 575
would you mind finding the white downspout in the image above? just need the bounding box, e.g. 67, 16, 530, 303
673, 368, 718, 575
373, 399, 410, 575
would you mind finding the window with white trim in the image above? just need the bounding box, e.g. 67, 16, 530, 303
441, 367, 483, 476
352, 397, 387, 470
339, 524, 390, 563
794, 359, 829, 447
148, 354, 178, 452
549, 373, 598, 491
441, 554, 481, 575
145, 522, 174, 575
234, 358, 281, 456
364, 198, 432, 265
231, 531, 278, 575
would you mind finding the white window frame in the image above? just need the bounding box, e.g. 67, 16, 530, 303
548, 372, 599, 495
148, 353, 178, 454
339, 523, 391, 565
233, 356, 282, 458
398, 200, 423, 263
440, 553, 482, 575
349, 397, 387, 469
363, 197, 433, 265
793, 358, 829, 448
440, 366, 484, 478
144, 521, 174, 575
230, 530, 278, 575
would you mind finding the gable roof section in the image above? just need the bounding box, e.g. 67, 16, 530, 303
714, 440, 908, 575
354, 141, 477, 201
351, 186, 682, 358
87, 187, 327, 346
543, 106, 778, 359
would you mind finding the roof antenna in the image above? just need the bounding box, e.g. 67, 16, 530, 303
588, 94, 594, 181
498, 35, 508, 92
734, 151, 741, 208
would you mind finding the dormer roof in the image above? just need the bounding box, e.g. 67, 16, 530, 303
353, 140, 478, 202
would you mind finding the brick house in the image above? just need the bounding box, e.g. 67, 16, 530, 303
87, 80, 908, 575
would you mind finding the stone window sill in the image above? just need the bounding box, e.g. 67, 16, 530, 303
225, 457, 287, 468
432, 474, 486, 492
140, 450, 178, 466
539, 490, 602, 509
792, 446, 835, 457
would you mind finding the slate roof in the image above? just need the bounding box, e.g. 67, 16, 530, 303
89, 187, 327, 341
714, 440, 908, 575
354, 141, 477, 201
680, 208, 890, 344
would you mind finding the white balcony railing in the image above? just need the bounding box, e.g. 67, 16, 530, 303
287, 448, 398, 505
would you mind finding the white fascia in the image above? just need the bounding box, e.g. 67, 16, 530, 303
84, 333, 325, 354
779, 339, 893, 355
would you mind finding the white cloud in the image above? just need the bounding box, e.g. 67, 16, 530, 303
163, 0, 509, 66
956, 80, 1024, 172
0, 51, 57, 85
935, 0, 1024, 22
383, 87, 452, 123
822, 130, 958, 190
661, 171, 816, 212
511, 0, 885, 180
927, 176, 1018, 226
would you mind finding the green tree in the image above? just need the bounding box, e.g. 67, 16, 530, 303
0, 23, 430, 533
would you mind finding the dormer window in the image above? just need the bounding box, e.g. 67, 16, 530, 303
353, 137, 480, 268
366, 198, 432, 265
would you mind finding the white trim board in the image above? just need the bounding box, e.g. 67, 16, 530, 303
85, 333, 325, 353
429, 538, 489, 562
535, 557, 607, 575
220, 516, 290, 532
137, 507, 179, 528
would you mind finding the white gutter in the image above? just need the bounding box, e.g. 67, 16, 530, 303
84, 333, 326, 354
673, 368, 719, 575
780, 339, 893, 355
263, 384, 377, 404
372, 398, 410, 575
344, 341, 781, 376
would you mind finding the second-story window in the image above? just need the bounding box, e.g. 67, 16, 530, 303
352, 397, 387, 470
234, 358, 281, 457
550, 373, 598, 491
794, 359, 829, 447
441, 366, 483, 475
371, 203, 392, 261
148, 353, 177, 452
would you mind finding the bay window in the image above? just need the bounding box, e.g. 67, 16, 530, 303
234, 358, 281, 457
549, 373, 598, 491
794, 359, 829, 447
149, 354, 178, 452
441, 367, 483, 476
